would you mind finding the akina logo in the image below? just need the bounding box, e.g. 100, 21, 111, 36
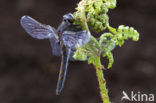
121, 91, 155, 102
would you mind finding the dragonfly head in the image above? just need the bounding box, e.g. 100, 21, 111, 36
63, 13, 74, 25
57, 13, 75, 33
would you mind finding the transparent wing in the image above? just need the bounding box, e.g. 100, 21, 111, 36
49, 38, 61, 56
20, 15, 58, 39
62, 34, 77, 49
75, 30, 90, 46
62, 30, 90, 50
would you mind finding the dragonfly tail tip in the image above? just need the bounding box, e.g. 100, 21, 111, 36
56, 89, 61, 95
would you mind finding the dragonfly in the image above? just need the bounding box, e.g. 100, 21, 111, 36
20, 13, 90, 95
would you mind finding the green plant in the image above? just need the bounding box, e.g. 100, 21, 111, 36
72, 0, 139, 103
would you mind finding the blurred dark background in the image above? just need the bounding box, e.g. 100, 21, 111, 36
0, 0, 156, 103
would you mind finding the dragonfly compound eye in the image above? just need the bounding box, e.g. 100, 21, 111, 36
63, 13, 74, 23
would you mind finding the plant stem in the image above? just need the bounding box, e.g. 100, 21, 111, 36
77, 0, 89, 30
75, 1, 111, 103
94, 57, 110, 103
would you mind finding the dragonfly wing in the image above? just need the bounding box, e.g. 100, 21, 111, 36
49, 38, 61, 56
62, 30, 90, 48
20, 15, 58, 39
75, 30, 90, 46
56, 48, 71, 95
62, 30, 90, 61
62, 32, 77, 49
